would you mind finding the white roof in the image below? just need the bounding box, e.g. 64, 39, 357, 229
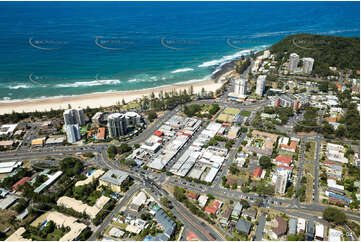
109, 227, 125, 238
328, 228, 342, 241
203, 167, 219, 183
0, 124, 17, 135
315, 224, 324, 238
0, 161, 21, 169
297, 218, 306, 232
198, 195, 208, 207
131, 191, 147, 206
327, 179, 344, 191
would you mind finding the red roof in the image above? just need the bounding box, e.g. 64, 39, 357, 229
280, 141, 297, 151
253, 168, 263, 178
154, 131, 163, 137
187, 231, 199, 241
187, 192, 199, 200
96, 128, 105, 139
205, 206, 217, 214
275, 155, 292, 164
12, 177, 31, 191
278, 165, 293, 170
205, 200, 222, 214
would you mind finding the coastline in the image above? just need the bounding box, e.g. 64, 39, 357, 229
0, 76, 228, 115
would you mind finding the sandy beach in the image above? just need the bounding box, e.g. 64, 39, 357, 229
0, 77, 228, 115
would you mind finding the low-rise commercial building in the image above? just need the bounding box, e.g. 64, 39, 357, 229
99, 169, 130, 193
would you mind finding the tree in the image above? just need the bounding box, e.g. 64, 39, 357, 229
240, 200, 250, 209
229, 163, 240, 175
323, 207, 347, 225
259, 156, 272, 169
173, 186, 186, 202
147, 111, 157, 122
256, 182, 274, 196
160, 197, 170, 208
107, 145, 118, 159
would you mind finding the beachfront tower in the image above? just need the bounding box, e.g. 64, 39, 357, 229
235, 78, 248, 96
288, 53, 299, 72
108, 113, 127, 138
66, 124, 81, 143
63, 108, 85, 126
256, 75, 266, 97
302, 57, 314, 74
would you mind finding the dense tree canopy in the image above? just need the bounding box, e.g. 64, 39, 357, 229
270, 34, 360, 76
323, 207, 347, 225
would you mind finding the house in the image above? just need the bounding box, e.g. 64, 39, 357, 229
129, 191, 147, 212
220, 206, 233, 226
242, 208, 257, 221
297, 218, 306, 232
198, 195, 208, 208
231, 202, 243, 219
205, 200, 223, 215
271, 216, 287, 239
275, 155, 292, 166
187, 192, 199, 200
109, 227, 125, 238
328, 228, 342, 241
305, 221, 315, 240
315, 223, 324, 240
99, 169, 130, 193
250, 168, 263, 180
288, 218, 297, 235
236, 219, 252, 235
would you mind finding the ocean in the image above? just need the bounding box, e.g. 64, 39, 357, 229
0, 1, 359, 101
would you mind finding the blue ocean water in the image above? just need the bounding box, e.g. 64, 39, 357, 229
0, 1, 359, 101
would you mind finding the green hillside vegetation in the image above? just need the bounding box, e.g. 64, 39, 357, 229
270, 34, 360, 76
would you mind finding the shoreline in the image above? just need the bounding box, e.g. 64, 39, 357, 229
0, 76, 229, 115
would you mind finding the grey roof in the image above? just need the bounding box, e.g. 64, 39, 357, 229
150, 233, 170, 241
0, 195, 18, 209
243, 208, 257, 219
307, 221, 315, 235
155, 209, 176, 238
288, 218, 297, 235
100, 170, 129, 186
236, 219, 252, 234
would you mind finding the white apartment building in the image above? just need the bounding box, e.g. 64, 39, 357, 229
289, 53, 299, 72
234, 78, 248, 96
256, 75, 266, 96
302, 57, 314, 74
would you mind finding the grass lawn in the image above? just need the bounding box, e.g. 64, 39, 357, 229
224, 107, 240, 115
122, 102, 141, 110
304, 163, 315, 177
240, 110, 252, 117
217, 114, 233, 123
305, 141, 316, 161
278, 150, 294, 156
305, 175, 313, 203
